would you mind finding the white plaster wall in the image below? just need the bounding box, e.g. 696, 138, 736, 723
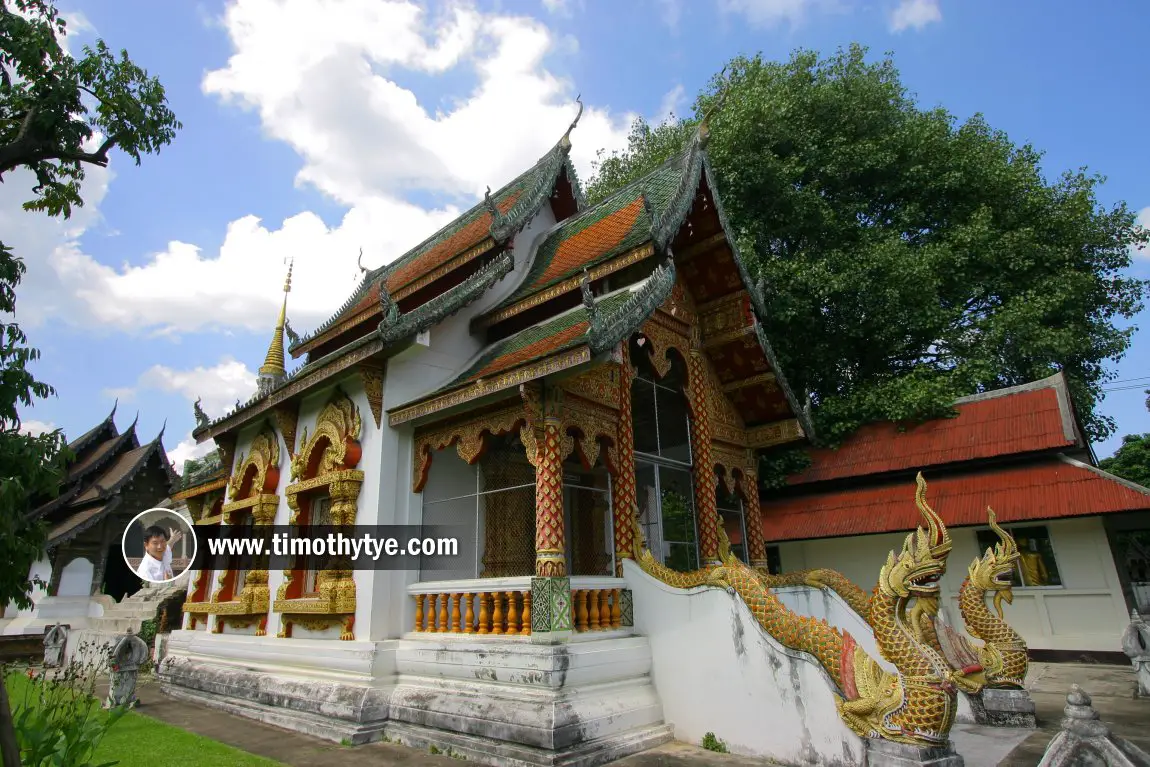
420, 448, 479, 581
775, 517, 1131, 652
623, 560, 866, 765
57, 557, 94, 597
9, 557, 52, 618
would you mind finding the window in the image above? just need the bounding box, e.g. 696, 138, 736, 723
631, 338, 698, 571
975, 524, 1062, 587
303, 495, 332, 596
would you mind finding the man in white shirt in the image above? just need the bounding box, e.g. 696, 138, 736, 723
136, 525, 175, 582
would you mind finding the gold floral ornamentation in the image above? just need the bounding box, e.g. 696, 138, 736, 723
290, 389, 363, 482
560, 394, 618, 472
712, 441, 751, 496
359, 365, 385, 429
273, 405, 299, 458
275, 388, 365, 637
389, 347, 593, 426
559, 363, 621, 410
278, 614, 355, 640
411, 402, 528, 492
698, 292, 750, 341
637, 318, 689, 380
226, 426, 281, 502
745, 419, 805, 449
215, 434, 237, 478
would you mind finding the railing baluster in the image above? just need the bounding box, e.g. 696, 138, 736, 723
521, 590, 532, 636
492, 591, 505, 635
505, 591, 519, 635
413, 594, 424, 632
611, 588, 622, 629
478, 592, 490, 634
589, 589, 601, 631
463, 593, 475, 634
451, 593, 462, 632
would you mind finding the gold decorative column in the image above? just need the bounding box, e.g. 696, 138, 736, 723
613, 345, 639, 575
686, 331, 721, 567
742, 465, 769, 570
529, 386, 573, 643
534, 389, 567, 578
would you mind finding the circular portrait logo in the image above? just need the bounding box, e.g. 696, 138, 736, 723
122, 508, 197, 584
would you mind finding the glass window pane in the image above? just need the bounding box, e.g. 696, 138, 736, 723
566, 485, 612, 576
632, 379, 659, 456
422, 495, 479, 580
423, 446, 477, 503
655, 385, 691, 463
477, 486, 535, 578
657, 466, 696, 546
975, 525, 1063, 587
636, 462, 660, 553
665, 542, 698, 572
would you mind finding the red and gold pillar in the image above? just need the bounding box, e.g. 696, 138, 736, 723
613, 344, 639, 575
742, 464, 769, 570
530, 386, 573, 642
686, 332, 721, 567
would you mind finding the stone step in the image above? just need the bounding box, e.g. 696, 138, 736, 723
89, 617, 147, 633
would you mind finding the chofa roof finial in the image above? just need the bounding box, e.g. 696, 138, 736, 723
697, 65, 732, 147
559, 94, 583, 149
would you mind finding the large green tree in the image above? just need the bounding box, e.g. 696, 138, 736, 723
1, 3, 178, 760
0, 0, 179, 608
1099, 434, 1150, 488
588, 45, 1147, 473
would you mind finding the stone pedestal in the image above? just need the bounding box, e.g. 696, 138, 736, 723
982, 688, 1038, 728
1122, 610, 1150, 698
866, 738, 965, 766
157, 631, 399, 744
1037, 685, 1150, 766
386, 634, 671, 767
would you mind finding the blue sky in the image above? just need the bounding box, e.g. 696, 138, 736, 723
7, 0, 1148, 468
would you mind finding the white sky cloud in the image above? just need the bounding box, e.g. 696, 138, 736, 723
718, 0, 816, 26
19, 419, 58, 436
132, 357, 258, 419
168, 433, 218, 473
9, 0, 635, 341
889, 0, 942, 32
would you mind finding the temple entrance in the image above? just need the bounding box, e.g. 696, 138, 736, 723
102, 543, 140, 602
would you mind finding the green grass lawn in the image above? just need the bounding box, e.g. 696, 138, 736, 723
6, 673, 283, 767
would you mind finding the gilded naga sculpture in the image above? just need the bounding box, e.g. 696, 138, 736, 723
632, 473, 961, 748
958, 508, 1029, 689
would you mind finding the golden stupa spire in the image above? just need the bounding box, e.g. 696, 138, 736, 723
258, 259, 293, 381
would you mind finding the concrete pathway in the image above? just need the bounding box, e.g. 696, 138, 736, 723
113, 662, 1150, 767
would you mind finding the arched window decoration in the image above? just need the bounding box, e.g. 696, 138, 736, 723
211, 427, 280, 635
274, 388, 364, 641
714, 454, 768, 569
184, 492, 224, 630
630, 333, 699, 572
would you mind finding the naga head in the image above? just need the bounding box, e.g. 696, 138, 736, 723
880, 473, 953, 600
968, 507, 1020, 618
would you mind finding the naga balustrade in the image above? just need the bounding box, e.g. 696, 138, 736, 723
408, 577, 628, 636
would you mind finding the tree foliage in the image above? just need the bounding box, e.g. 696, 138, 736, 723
0, 0, 179, 612
587, 45, 1148, 457
1098, 434, 1150, 488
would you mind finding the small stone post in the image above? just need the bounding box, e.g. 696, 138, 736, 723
1121, 609, 1150, 698
104, 628, 149, 709
42, 623, 67, 668
1036, 684, 1150, 766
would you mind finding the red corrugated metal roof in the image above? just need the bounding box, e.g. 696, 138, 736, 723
761, 457, 1150, 543
788, 380, 1077, 486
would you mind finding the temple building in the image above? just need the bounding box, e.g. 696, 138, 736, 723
0, 406, 179, 635
161, 104, 823, 762
756, 373, 1150, 659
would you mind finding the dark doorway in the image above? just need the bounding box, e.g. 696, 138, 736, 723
101, 544, 140, 602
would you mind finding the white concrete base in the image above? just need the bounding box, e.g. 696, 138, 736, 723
387, 634, 670, 766
0, 595, 112, 636
624, 560, 869, 765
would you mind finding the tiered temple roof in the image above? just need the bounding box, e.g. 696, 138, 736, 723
29, 404, 179, 549
195, 99, 813, 452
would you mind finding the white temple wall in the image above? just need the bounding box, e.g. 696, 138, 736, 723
57, 557, 94, 597
623, 560, 866, 764
775, 516, 1131, 653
